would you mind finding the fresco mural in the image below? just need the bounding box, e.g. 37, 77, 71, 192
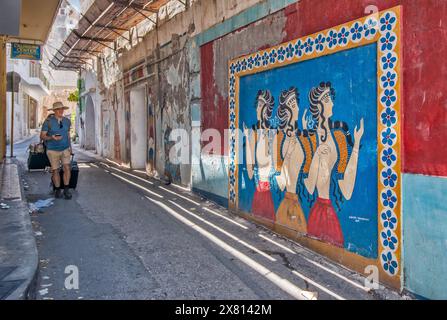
229, 7, 402, 284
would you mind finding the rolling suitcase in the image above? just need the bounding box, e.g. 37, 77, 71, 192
27, 143, 50, 171
52, 154, 79, 190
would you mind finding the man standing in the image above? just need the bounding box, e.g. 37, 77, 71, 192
40, 102, 73, 199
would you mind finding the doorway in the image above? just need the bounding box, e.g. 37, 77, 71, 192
129, 87, 147, 169
85, 95, 96, 150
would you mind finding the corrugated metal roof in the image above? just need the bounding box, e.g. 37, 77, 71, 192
51, 0, 173, 70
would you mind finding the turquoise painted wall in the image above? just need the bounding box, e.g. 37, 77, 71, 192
403, 173, 447, 299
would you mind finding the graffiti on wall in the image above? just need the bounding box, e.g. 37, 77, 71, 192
228, 7, 402, 283
147, 87, 156, 175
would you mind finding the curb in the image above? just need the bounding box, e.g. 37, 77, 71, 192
0, 159, 39, 300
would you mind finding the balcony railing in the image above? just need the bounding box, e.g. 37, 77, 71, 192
29, 62, 50, 90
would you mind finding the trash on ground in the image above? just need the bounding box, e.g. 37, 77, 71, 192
29, 198, 54, 214
35, 231, 43, 236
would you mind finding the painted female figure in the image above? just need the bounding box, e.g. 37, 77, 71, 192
304, 82, 364, 247
275, 87, 307, 233
243, 90, 276, 222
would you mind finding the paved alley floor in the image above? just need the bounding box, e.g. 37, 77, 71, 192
14, 137, 408, 300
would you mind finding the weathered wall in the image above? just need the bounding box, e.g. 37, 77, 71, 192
198, 0, 447, 298
82, 0, 447, 299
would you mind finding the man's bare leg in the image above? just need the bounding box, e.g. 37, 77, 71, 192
52, 168, 62, 198
63, 164, 72, 199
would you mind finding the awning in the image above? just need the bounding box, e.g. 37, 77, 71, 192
51, 0, 174, 71
6, 0, 62, 44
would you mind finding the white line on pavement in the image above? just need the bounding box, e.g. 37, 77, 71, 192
202, 207, 248, 230
301, 257, 370, 292
146, 197, 318, 300
111, 173, 163, 199
101, 163, 154, 185
169, 200, 276, 262
159, 186, 201, 206
258, 234, 296, 254
292, 270, 346, 300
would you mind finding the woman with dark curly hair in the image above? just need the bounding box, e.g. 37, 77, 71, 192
243, 90, 276, 222
304, 82, 364, 247
275, 87, 307, 234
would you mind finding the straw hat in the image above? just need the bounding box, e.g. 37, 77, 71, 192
48, 101, 69, 111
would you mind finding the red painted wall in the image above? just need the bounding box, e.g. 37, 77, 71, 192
200, 41, 228, 155
200, 0, 447, 176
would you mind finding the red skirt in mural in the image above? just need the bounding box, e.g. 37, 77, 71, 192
251, 181, 276, 222
307, 197, 344, 248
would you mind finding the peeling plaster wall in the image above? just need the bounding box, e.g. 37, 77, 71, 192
197, 0, 447, 298
79, 0, 447, 298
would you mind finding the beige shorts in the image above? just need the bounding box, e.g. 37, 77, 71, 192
47, 148, 71, 170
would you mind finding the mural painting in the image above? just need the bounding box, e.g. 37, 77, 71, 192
147, 87, 156, 175
229, 7, 402, 285
112, 86, 121, 162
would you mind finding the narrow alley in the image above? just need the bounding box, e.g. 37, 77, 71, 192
14, 136, 400, 300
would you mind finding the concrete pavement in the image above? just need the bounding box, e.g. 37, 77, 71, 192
0, 135, 40, 300
2, 135, 413, 300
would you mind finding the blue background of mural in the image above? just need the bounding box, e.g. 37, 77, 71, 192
238, 43, 378, 258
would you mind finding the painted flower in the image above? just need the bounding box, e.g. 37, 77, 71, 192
235, 61, 242, 72
230, 190, 236, 201
269, 49, 278, 63
381, 108, 397, 127
382, 189, 397, 209
364, 18, 378, 38
247, 56, 254, 69
380, 32, 396, 51
294, 40, 304, 57
241, 59, 247, 71
326, 30, 338, 49
381, 128, 397, 146
254, 54, 262, 67
229, 111, 236, 123
285, 43, 295, 59
315, 34, 326, 52
382, 148, 397, 167
229, 174, 236, 186
277, 47, 286, 62
381, 210, 398, 230
229, 86, 235, 98
304, 38, 314, 54
350, 22, 364, 41
381, 89, 397, 107
382, 168, 398, 188
230, 137, 236, 149
380, 12, 397, 32
381, 229, 398, 251
381, 71, 397, 88
338, 27, 350, 45
381, 52, 397, 70
382, 251, 398, 275
229, 75, 235, 87
230, 63, 236, 75
262, 52, 269, 66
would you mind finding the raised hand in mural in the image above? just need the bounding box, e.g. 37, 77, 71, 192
353, 118, 364, 149
339, 117, 364, 200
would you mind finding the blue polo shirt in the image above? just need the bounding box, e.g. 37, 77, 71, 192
41, 116, 71, 151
